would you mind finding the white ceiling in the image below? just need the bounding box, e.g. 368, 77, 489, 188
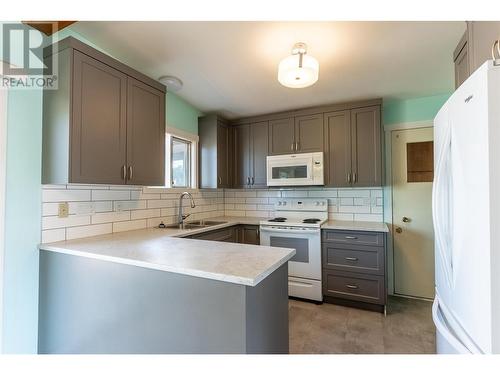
71, 21, 465, 119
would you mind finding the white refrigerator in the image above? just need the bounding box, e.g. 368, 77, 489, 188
432, 60, 500, 354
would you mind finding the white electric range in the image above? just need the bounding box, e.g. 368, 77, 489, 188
259, 198, 327, 302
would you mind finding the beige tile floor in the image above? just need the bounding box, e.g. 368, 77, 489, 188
289, 296, 436, 354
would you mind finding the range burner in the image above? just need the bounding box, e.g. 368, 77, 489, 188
268, 217, 287, 223
303, 218, 321, 224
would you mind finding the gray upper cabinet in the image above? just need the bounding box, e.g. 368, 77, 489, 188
199, 115, 232, 188
351, 106, 382, 187
126, 77, 166, 186
294, 113, 324, 153
268, 117, 295, 155
233, 121, 269, 188
71, 50, 128, 185
324, 110, 352, 187
250, 121, 269, 187
234, 124, 251, 188
453, 22, 500, 88
324, 105, 382, 187
42, 37, 166, 186
454, 32, 469, 89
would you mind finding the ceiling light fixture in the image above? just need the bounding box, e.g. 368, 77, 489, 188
278, 42, 319, 89
158, 75, 183, 92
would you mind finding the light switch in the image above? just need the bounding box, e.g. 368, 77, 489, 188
58, 202, 69, 218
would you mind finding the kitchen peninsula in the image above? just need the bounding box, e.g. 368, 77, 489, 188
38, 227, 295, 354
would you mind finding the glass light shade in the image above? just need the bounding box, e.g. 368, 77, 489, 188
278, 54, 319, 88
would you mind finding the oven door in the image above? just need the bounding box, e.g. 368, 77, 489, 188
266, 155, 313, 186
260, 226, 321, 280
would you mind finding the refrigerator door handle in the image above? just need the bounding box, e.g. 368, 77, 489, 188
432, 297, 472, 354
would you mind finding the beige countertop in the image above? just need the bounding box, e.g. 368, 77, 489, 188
39, 216, 293, 287
321, 220, 389, 232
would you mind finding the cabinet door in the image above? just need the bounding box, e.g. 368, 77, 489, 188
454, 32, 469, 89
234, 125, 251, 188
324, 110, 352, 187
239, 225, 260, 245
126, 77, 166, 186
217, 121, 230, 188
351, 106, 382, 187
467, 21, 500, 73
294, 113, 324, 153
268, 117, 295, 155
250, 121, 269, 187
71, 50, 127, 184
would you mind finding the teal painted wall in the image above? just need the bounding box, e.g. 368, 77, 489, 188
166, 92, 202, 134
383, 93, 451, 125
2, 88, 43, 354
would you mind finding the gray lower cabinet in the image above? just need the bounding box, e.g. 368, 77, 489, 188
42, 37, 166, 186
238, 225, 260, 245
322, 229, 387, 312
324, 105, 382, 187
199, 115, 232, 188
190, 226, 238, 242
186, 224, 260, 245
233, 121, 269, 188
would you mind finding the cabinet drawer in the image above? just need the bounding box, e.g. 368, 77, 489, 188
323, 270, 385, 304
322, 244, 384, 275
191, 227, 236, 242
322, 230, 384, 247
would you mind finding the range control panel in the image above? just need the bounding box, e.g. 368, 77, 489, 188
274, 198, 328, 212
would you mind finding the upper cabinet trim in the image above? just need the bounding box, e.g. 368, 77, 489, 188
230, 98, 382, 126
44, 36, 166, 93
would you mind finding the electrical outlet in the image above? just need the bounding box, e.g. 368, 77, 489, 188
58, 202, 69, 218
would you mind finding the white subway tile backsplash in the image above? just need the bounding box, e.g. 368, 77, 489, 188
41, 185, 384, 242
42, 215, 91, 230
41, 228, 66, 243
112, 219, 147, 233
131, 209, 161, 220
66, 223, 112, 240
92, 190, 131, 201
91, 211, 130, 224
338, 189, 371, 198
42, 189, 91, 202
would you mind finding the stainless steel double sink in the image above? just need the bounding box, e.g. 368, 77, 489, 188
162, 219, 227, 230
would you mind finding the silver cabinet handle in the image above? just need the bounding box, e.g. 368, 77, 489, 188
296, 141, 300, 151
122, 165, 127, 180
347, 173, 351, 183
218, 176, 222, 185
345, 236, 358, 240
251, 176, 254, 185
346, 284, 359, 289
128, 166, 133, 180
345, 257, 358, 261
247, 177, 250, 186
290, 143, 294, 151
353, 172, 357, 183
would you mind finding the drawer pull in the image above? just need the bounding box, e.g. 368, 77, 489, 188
345, 236, 358, 240
346, 284, 359, 289
345, 257, 358, 261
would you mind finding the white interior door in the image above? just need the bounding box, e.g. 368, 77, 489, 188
392, 127, 435, 299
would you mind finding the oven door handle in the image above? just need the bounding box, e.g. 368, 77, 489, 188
259, 227, 320, 235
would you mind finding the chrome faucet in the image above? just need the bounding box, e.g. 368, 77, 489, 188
178, 192, 196, 225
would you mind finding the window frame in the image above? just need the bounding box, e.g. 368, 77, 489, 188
164, 127, 199, 189
170, 136, 191, 188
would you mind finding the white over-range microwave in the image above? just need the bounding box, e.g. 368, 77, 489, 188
266, 152, 324, 186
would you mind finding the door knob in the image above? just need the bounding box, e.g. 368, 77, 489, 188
395, 227, 403, 233
402, 217, 411, 223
